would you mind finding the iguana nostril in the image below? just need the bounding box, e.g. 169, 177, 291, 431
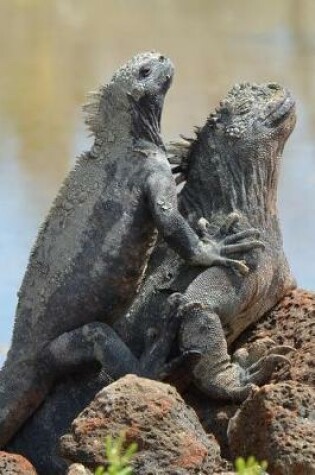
267, 82, 281, 90
159, 55, 166, 62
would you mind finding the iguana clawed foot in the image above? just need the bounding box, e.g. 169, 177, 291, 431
193, 213, 265, 274
193, 360, 256, 403
233, 337, 295, 387
233, 336, 295, 367
188, 344, 293, 403
171, 299, 295, 403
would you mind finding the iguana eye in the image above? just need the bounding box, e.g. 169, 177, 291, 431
139, 66, 152, 79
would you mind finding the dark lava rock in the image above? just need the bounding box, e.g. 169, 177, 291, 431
183, 289, 315, 459
6, 289, 315, 474
59, 374, 223, 475
228, 382, 315, 475
234, 289, 315, 386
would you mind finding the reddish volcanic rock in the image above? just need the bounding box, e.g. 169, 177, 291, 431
60, 374, 223, 474
0, 451, 37, 474
228, 382, 315, 475
182, 289, 315, 461
234, 289, 315, 386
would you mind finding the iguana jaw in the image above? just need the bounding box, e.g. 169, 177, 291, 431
258, 90, 296, 146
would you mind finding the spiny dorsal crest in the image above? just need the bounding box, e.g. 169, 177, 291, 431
83, 86, 109, 138
167, 127, 201, 182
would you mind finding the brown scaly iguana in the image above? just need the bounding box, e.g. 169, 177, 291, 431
0, 53, 262, 447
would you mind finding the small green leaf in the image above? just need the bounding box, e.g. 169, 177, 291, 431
235, 456, 246, 471
94, 433, 137, 475
234, 455, 268, 474
117, 468, 133, 475
247, 455, 256, 467
94, 467, 105, 475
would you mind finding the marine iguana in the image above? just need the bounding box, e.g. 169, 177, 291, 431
4, 82, 297, 475
0, 53, 262, 447
119, 81, 297, 401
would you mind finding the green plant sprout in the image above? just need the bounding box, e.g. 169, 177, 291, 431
94, 432, 138, 475
235, 456, 268, 475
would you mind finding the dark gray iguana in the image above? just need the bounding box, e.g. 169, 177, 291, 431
0, 53, 262, 447
118, 81, 297, 401
5, 83, 297, 475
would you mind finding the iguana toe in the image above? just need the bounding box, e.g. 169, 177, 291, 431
242, 354, 291, 386
266, 345, 296, 356
193, 362, 256, 402
233, 338, 295, 368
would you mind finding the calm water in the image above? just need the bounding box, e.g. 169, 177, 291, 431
1, 0, 315, 364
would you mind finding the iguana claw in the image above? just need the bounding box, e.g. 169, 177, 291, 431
193, 360, 257, 402
215, 257, 249, 274
232, 339, 294, 387
242, 354, 291, 386
233, 338, 296, 368
266, 345, 296, 356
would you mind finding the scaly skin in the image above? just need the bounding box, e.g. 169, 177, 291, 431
1, 53, 263, 448
0, 53, 262, 448
6, 83, 296, 474
119, 82, 297, 401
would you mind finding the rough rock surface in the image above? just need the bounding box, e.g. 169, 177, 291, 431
228, 382, 315, 475
0, 451, 37, 474
235, 289, 315, 387
183, 289, 315, 459
8, 369, 111, 475
6, 290, 315, 474
59, 374, 223, 474
226, 288, 315, 475
67, 464, 93, 475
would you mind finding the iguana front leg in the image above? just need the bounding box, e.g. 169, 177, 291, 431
232, 337, 294, 385
146, 171, 264, 269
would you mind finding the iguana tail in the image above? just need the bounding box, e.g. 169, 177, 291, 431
0, 360, 52, 447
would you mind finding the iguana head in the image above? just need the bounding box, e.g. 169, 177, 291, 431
172, 82, 296, 174
209, 81, 296, 144
84, 52, 174, 148
175, 83, 296, 223
111, 51, 174, 101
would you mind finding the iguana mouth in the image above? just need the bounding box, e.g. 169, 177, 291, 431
161, 74, 173, 93
263, 92, 296, 127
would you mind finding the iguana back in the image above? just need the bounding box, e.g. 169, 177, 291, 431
1, 51, 198, 447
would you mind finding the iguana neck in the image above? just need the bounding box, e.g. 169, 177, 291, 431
180, 126, 282, 230
87, 88, 164, 158
131, 94, 164, 148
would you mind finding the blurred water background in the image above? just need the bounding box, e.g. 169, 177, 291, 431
1, 0, 315, 366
